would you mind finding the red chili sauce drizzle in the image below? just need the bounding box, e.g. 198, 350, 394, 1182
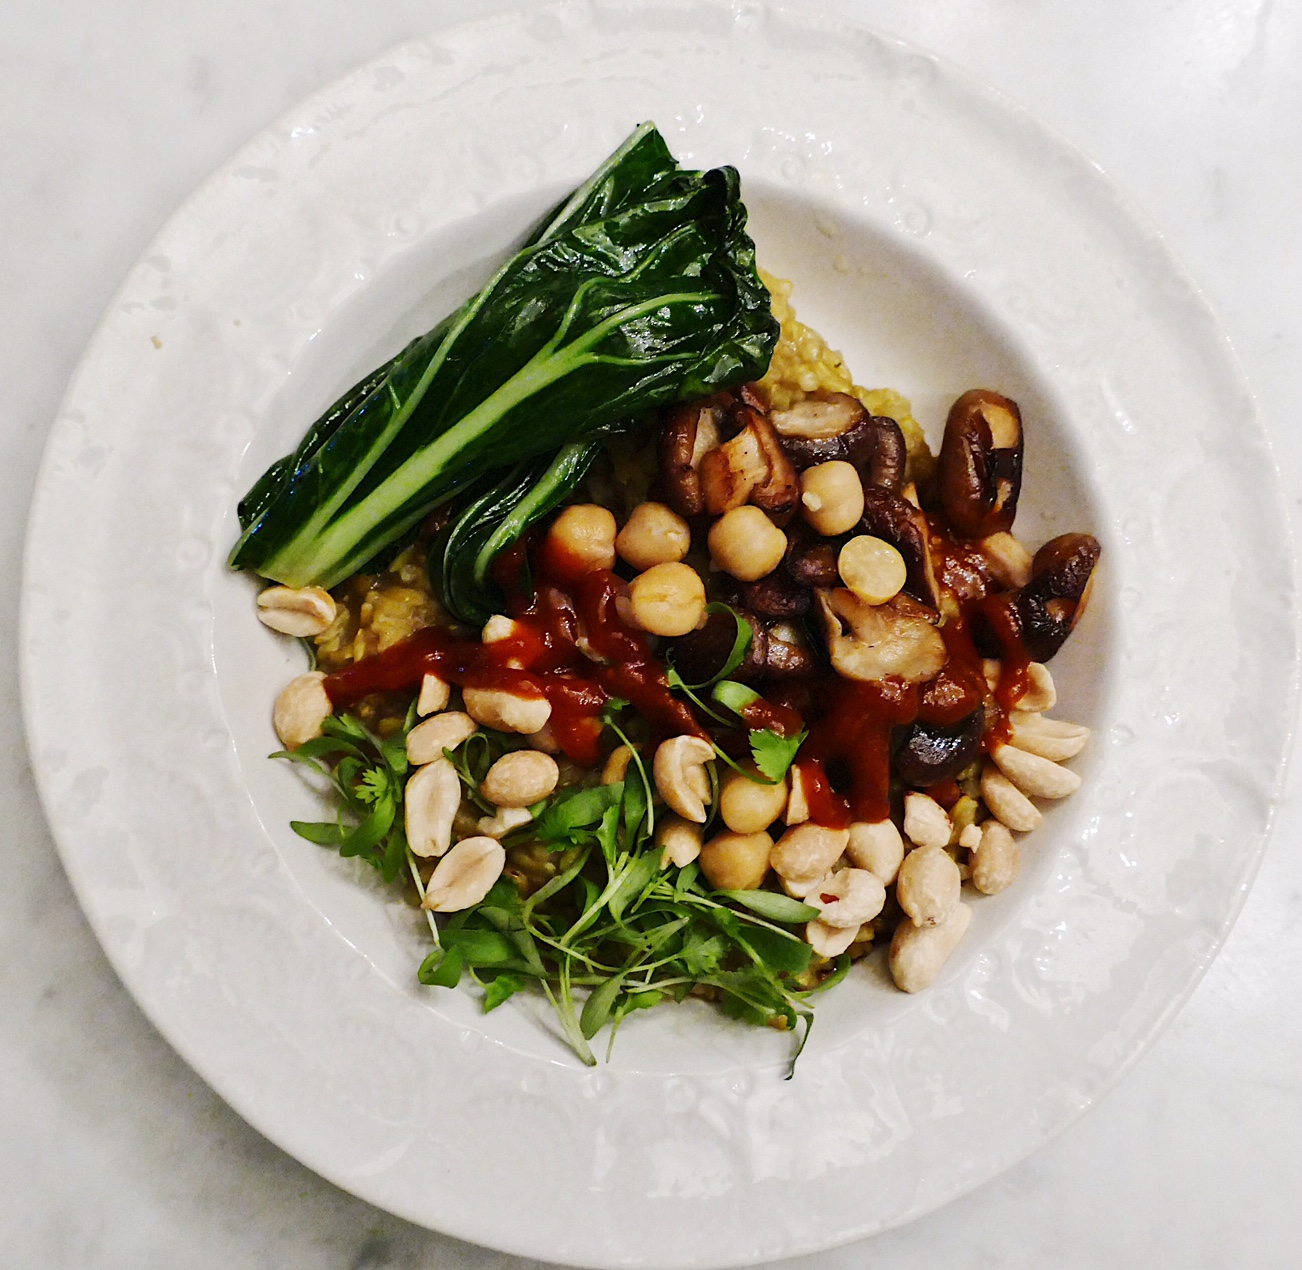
801, 679, 919, 824
933, 525, 1033, 743
794, 520, 1034, 823
323, 540, 702, 767
323, 496, 1038, 814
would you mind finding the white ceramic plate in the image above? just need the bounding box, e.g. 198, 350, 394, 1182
21, 3, 1297, 1266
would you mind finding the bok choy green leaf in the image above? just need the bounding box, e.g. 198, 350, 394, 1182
230, 122, 777, 589
433, 440, 604, 624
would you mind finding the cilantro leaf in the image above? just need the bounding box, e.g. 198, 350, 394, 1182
749, 727, 808, 782
354, 767, 390, 805
600, 696, 631, 723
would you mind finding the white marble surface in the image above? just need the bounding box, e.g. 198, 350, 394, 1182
2, 1, 1298, 1267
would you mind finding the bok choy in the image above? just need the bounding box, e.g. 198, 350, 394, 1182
230, 122, 777, 589
433, 440, 604, 625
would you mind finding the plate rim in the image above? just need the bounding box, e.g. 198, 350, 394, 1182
20, 2, 1300, 1264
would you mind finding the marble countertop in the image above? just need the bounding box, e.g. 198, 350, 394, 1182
2, 1, 1298, 1266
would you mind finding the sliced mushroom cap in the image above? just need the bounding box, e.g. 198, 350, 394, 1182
771, 392, 867, 442
1015, 532, 1101, 661
843, 416, 907, 491
699, 406, 799, 519
783, 524, 842, 588
762, 626, 817, 678
893, 707, 986, 788
815, 587, 947, 684
733, 573, 812, 619
858, 488, 938, 607
745, 409, 800, 519
658, 396, 727, 517
936, 389, 1024, 539
772, 394, 906, 493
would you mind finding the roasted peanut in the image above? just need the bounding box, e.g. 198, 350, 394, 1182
785, 764, 810, 825
799, 461, 864, 537
698, 829, 773, 890
407, 711, 478, 765
805, 918, 860, 958
980, 762, 1043, 832
982, 659, 1056, 712
971, 820, 1020, 894
272, 671, 332, 750
416, 672, 451, 716
1020, 663, 1057, 712
845, 819, 905, 884
422, 836, 506, 912
481, 614, 519, 644
1009, 711, 1090, 761
627, 562, 706, 637
615, 501, 692, 570
480, 750, 559, 808
804, 867, 886, 928
405, 758, 462, 857
978, 532, 1033, 588
526, 723, 562, 754
477, 806, 534, 839
718, 765, 788, 834
462, 687, 552, 735
545, 504, 617, 573
902, 792, 953, 850
769, 823, 849, 894
602, 745, 634, 786
990, 743, 1081, 799
889, 901, 972, 992
257, 585, 337, 637
657, 815, 704, 868
896, 844, 961, 928
653, 734, 715, 822
708, 506, 787, 582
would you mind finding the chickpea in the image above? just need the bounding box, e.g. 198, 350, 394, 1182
838, 534, 907, 605
698, 829, 773, 891
480, 750, 560, 808
799, 461, 865, 536
718, 765, 788, 834
615, 501, 692, 570
708, 506, 787, 582
545, 504, 617, 573
627, 562, 706, 636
